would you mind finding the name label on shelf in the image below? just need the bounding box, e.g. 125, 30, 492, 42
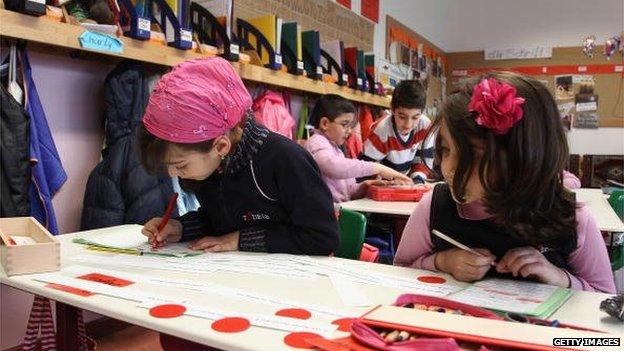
275, 54, 282, 65
180, 30, 193, 43
79, 31, 124, 54
317, 66, 323, 76
297, 61, 304, 70
31, 0, 45, 4
357, 78, 363, 86
230, 44, 240, 55
342, 74, 348, 82
138, 18, 151, 32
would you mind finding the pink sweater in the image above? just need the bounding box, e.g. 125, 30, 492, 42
394, 185, 616, 293
305, 131, 377, 203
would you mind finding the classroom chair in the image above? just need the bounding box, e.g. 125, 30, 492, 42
336, 208, 367, 260
607, 190, 624, 220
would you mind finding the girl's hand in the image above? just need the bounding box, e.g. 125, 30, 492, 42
190, 231, 240, 252
141, 218, 183, 244
435, 248, 496, 282
496, 247, 570, 287
374, 164, 413, 185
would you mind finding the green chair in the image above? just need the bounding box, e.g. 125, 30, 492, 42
608, 190, 624, 221
336, 208, 367, 260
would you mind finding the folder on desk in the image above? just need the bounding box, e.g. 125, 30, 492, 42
72, 225, 201, 258
247, 14, 282, 66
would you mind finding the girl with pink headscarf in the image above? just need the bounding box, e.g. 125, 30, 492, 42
139, 57, 339, 256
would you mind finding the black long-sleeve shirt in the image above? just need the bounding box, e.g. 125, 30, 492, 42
179, 122, 339, 256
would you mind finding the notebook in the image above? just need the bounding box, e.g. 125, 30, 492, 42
302, 30, 320, 77
448, 278, 572, 318
72, 225, 201, 258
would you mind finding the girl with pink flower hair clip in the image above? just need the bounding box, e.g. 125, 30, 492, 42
394, 71, 615, 293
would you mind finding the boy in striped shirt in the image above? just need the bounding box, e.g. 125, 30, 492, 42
362, 80, 434, 183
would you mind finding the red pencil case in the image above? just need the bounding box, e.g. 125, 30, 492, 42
348, 294, 501, 351
367, 184, 431, 202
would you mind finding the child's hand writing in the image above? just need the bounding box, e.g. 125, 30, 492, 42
190, 231, 239, 252
435, 248, 496, 282
142, 218, 183, 245
496, 247, 570, 287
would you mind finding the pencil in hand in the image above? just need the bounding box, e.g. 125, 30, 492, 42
152, 192, 179, 249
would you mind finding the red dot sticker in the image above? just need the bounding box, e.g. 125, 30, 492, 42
149, 304, 186, 318
275, 308, 312, 320
331, 318, 354, 332
417, 275, 447, 284
284, 332, 322, 349
211, 317, 250, 333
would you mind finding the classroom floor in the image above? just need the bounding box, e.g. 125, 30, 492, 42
93, 325, 162, 351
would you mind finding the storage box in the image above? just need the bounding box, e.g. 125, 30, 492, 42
0, 217, 60, 276
367, 184, 431, 202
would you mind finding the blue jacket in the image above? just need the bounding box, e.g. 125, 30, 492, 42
80, 61, 174, 230
22, 49, 67, 235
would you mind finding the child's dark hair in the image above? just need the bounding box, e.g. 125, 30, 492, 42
138, 125, 214, 174
391, 80, 426, 110
308, 94, 356, 128
433, 71, 576, 248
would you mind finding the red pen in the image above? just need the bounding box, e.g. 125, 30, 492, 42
153, 192, 178, 249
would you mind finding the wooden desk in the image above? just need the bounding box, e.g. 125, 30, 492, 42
1, 227, 622, 351
341, 188, 624, 233
340, 198, 417, 216
573, 188, 624, 233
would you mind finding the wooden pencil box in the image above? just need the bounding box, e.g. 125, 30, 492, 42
0, 217, 60, 276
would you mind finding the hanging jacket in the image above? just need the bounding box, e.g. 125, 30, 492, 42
0, 84, 31, 217
80, 61, 174, 230
252, 90, 296, 139
22, 49, 67, 234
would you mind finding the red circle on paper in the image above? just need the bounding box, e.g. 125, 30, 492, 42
275, 308, 312, 320
417, 275, 447, 284
283, 332, 322, 349
149, 304, 186, 318
331, 318, 354, 332
211, 317, 250, 333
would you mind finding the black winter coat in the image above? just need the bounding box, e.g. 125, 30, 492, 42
80, 61, 173, 230
1, 84, 31, 217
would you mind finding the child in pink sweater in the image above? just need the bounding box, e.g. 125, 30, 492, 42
394, 72, 615, 293
305, 95, 411, 203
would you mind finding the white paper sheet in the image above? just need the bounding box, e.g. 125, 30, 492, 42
329, 275, 372, 307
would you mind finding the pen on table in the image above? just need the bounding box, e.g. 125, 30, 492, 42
153, 192, 178, 249
431, 229, 497, 266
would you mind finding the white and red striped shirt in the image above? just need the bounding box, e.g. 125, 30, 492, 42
362, 115, 435, 181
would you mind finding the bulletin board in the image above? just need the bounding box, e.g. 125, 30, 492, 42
447, 47, 624, 128
385, 15, 448, 114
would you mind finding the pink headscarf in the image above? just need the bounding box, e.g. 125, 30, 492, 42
143, 57, 252, 143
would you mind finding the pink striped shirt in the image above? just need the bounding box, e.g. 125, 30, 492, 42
394, 185, 616, 293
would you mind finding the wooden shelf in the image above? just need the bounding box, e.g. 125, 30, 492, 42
0, 9, 390, 107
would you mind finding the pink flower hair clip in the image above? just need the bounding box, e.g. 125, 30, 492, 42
468, 78, 526, 135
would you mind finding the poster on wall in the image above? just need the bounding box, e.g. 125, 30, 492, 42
361, 0, 379, 23
554, 75, 574, 100
574, 79, 598, 113
574, 112, 599, 129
